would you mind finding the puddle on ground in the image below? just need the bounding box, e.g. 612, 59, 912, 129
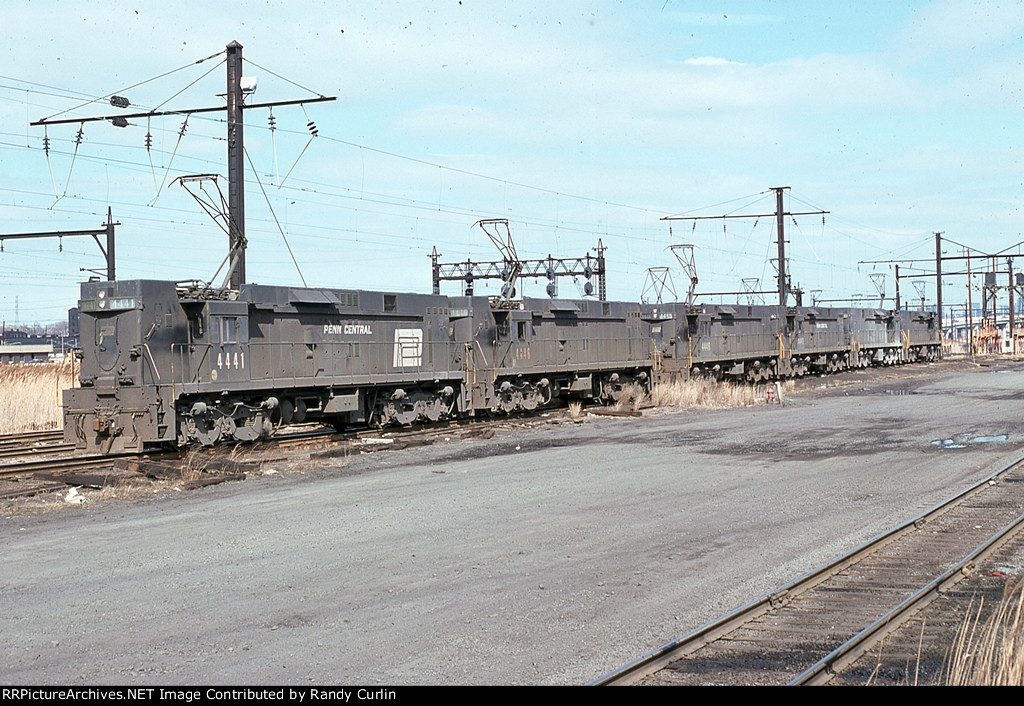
931, 434, 1008, 449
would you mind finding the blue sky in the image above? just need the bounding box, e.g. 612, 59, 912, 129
1, 0, 1022, 326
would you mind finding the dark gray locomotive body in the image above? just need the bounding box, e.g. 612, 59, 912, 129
63, 280, 651, 453
644, 301, 939, 383
64, 279, 940, 454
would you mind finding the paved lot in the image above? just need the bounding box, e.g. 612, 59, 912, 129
3, 358, 1023, 685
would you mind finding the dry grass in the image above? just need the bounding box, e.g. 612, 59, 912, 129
647, 377, 794, 409
1, 479, 173, 517
0, 361, 77, 434
945, 577, 1024, 685
180, 449, 207, 483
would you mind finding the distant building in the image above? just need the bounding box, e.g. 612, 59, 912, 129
0, 328, 30, 344
0, 343, 53, 364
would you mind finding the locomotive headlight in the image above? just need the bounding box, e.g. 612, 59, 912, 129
98, 299, 107, 309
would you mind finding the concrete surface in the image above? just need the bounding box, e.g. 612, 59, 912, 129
2, 358, 1023, 685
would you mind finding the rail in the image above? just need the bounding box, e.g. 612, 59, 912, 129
589, 452, 1024, 686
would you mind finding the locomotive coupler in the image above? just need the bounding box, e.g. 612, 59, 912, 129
92, 414, 118, 436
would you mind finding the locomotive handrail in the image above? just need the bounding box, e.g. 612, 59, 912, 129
170, 340, 469, 388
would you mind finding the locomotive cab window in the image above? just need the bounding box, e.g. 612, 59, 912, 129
189, 314, 205, 340
219, 317, 239, 344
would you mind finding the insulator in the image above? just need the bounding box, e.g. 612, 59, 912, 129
178, 120, 188, 138
110, 117, 128, 128
268, 112, 276, 131
306, 120, 318, 137
109, 95, 130, 109
43, 135, 50, 155
145, 132, 152, 152
75, 126, 84, 145
59, 236, 63, 252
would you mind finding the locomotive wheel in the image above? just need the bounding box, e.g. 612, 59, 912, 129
390, 403, 418, 425
416, 398, 443, 423
278, 398, 295, 425
520, 387, 540, 411
232, 414, 263, 442
498, 393, 518, 414
186, 416, 221, 447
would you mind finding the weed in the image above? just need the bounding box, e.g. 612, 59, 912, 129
648, 377, 794, 409
0, 362, 77, 434
945, 577, 1024, 685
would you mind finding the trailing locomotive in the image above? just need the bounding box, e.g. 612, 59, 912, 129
63, 278, 940, 454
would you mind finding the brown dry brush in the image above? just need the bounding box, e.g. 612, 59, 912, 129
647, 377, 794, 409
945, 577, 1024, 685
0, 362, 77, 434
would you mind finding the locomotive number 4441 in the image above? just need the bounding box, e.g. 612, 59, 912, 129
216, 351, 245, 370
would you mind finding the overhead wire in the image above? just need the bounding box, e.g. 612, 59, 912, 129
244, 146, 307, 286
37, 50, 225, 123
4, 61, 959, 306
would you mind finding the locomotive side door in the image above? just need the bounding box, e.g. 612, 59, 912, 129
209, 303, 251, 385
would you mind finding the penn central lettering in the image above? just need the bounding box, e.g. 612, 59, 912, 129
324, 323, 373, 335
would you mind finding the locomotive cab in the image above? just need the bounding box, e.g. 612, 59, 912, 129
63, 280, 184, 453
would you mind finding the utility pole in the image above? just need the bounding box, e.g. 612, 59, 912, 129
895, 264, 901, 310
967, 252, 974, 354
935, 232, 942, 327
1009, 257, 1016, 352
226, 41, 246, 288
774, 187, 788, 306
31, 42, 335, 290
662, 186, 827, 306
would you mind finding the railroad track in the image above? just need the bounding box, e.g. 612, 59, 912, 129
591, 453, 1024, 686
0, 414, 520, 501
0, 429, 71, 460
0, 429, 64, 447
